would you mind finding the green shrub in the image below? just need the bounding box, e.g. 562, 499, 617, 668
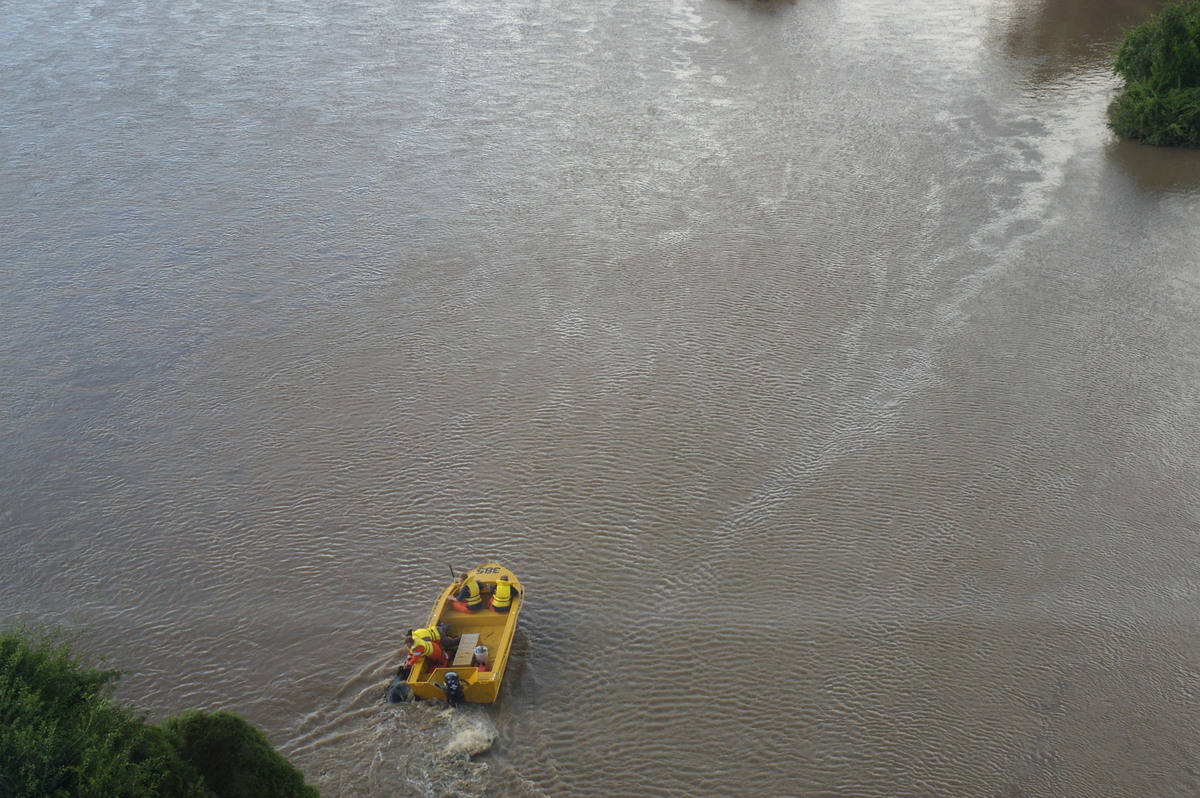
1110, 1, 1200, 146
0, 628, 206, 797
162, 711, 319, 798
0, 628, 318, 798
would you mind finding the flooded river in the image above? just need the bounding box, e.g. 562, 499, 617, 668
4, 0, 1200, 795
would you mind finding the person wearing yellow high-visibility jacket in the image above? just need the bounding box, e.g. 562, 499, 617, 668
488, 575, 519, 613
410, 622, 461, 653
451, 573, 485, 612
403, 634, 448, 670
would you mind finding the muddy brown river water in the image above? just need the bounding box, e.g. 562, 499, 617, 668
3, 0, 1200, 795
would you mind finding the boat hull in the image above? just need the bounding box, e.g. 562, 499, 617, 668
406, 563, 523, 703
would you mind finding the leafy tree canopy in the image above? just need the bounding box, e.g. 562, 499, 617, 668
0, 628, 318, 798
165, 711, 320, 798
1110, 1, 1200, 147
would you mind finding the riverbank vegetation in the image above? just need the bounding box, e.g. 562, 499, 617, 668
0, 628, 319, 798
1109, 1, 1200, 147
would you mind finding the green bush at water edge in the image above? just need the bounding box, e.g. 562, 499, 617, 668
165, 711, 319, 798
0, 628, 318, 798
1110, 1, 1200, 147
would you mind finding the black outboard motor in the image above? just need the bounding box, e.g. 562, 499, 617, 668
435, 670, 466, 708
385, 664, 411, 703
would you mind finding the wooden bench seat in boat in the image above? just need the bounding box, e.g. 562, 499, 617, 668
452, 633, 480, 667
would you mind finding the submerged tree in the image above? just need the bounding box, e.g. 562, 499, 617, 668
1109, 1, 1200, 147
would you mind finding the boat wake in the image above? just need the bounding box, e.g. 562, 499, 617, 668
281, 657, 501, 797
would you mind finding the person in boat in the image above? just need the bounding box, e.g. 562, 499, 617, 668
489, 575, 519, 613
409, 622, 461, 654
451, 572, 485, 612
404, 633, 448, 670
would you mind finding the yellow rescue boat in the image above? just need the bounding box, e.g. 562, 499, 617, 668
406, 562, 523, 703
